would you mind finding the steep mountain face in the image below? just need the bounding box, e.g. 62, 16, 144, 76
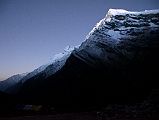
1, 9, 159, 107
0, 46, 74, 94
76, 9, 159, 66
17, 9, 159, 107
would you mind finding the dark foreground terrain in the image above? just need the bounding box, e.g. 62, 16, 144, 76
1, 90, 159, 120
0, 103, 159, 120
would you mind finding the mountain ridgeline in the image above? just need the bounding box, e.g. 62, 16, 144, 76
1, 9, 159, 108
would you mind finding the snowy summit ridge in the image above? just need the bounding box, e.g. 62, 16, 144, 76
0, 45, 75, 93
77, 9, 159, 66
106, 8, 159, 16
105, 8, 159, 22
86, 9, 159, 42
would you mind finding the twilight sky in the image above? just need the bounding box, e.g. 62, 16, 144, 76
0, 0, 158, 80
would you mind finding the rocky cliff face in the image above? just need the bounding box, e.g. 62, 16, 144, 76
75, 9, 159, 67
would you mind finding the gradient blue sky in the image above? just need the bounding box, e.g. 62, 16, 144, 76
0, 0, 159, 80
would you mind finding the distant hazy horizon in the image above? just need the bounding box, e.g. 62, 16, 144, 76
0, 0, 158, 80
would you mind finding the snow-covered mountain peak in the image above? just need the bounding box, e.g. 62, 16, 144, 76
20, 46, 75, 83
105, 9, 128, 22
85, 9, 159, 44
64, 45, 74, 52
52, 46, 74, 62
76, 9, 159, 66
0, 45, 76, 92
105, 9, 159, 23
106, 8, 159, 17
107, 9, 128, 15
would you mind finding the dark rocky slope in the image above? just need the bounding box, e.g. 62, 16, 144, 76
16, 9, 159, 108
